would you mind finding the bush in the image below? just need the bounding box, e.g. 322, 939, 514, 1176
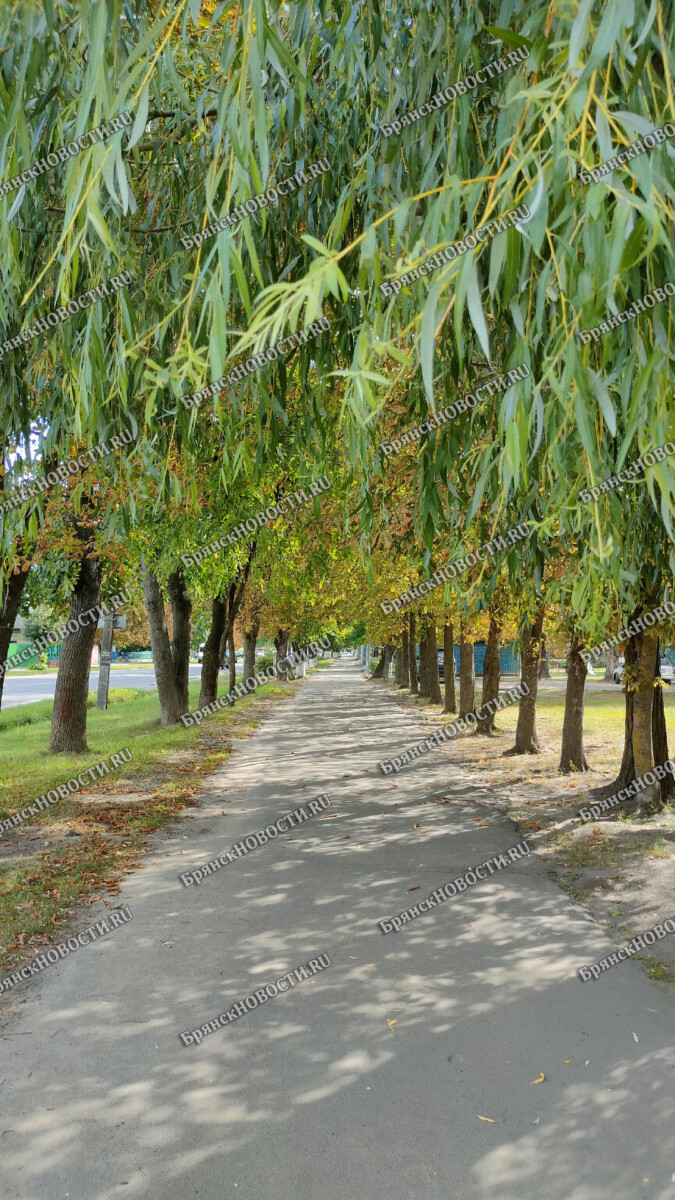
256, 653, 275, 673
29, 653, 48, 672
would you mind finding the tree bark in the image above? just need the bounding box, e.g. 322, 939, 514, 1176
443, 620, 456, 713
427, 621, 442, 704
199, 595, 227, 708
227, 629, 236, 696
537, 637, 550, 678
418, 622, 430, 696
477, 617, 500, 734
615, 619, 637, 790
141, 558, 185, 727
459, 626, 475, 718
167, 569, 192, 713
559, 631, 589, 773
652, 641, 674, 802
274, 628, 290, 680
626, 624, 660, 812
199, 548, 254, 708
371, 644, 394, 679
395, 637, 404, 685
604, 645, 618, 683
507, 608, 544, 755
408, 612, 418, 695
0, 562, 31, 711
243, 618, 259, 683
400, 625, 410, 689
49, 553, 103, 752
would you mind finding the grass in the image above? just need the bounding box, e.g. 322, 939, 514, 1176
553, 830, 670, 871
0, 677, 302, 972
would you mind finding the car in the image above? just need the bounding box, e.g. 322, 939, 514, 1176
197, 642, 205, 663
614, 656, 674, 684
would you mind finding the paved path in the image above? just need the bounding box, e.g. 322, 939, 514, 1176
2, 661, 675, 1200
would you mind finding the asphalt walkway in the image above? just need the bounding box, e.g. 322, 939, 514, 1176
1, 660, 675, 1200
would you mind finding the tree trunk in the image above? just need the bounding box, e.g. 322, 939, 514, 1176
408, 612, 418, 695
507, 608, 544, 755
477, 617, 500, 734
199, 595, 227, 709
400, 625, 410, 689
537, 637, 550, 678
199, 548, 254, 708
243, 619, 259, 683
0, 562, 31, 711
49, 553, 103, 752
652, 642, 674, 801
227, 629, 236, 696
371, 644, 394, 679
604, 646, 618, 683
443, 619, 456, 713
275, 628, 290, 680
395, 637, 404, 685
141, 558, 186, 726
615, 619, 637, 789
427, 621, 442, 704
418, 622, 430, 696
559, 631, 589, 773
459, 626, 475, 718
167, 569, 192, 714
626, 623, 660, 812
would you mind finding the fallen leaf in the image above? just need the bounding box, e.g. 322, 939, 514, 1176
532, 1117, 540, 1125
363, 964, 375, 968
283, 836, 293, 840
478, 1116, 496, 1123
632, 1031, 639, 1043
413, 822, 420, 829
406, 885, 420, 893
563, 1059, 571, 1064
341, 835, 350, 839
530, 1073, 546, 1085
162, 941, 175, 947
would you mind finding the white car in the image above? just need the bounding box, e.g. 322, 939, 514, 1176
197, 642, 205, 663
614, 656, 674, 684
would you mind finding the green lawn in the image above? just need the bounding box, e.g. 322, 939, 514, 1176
0, 678, 299, 970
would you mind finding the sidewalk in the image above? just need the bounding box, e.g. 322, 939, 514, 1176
1, 660, 675, 1200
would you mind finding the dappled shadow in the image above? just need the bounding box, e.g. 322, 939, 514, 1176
2, 662, 675, 1200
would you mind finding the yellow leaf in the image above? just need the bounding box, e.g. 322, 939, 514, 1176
478, 1116, 496, 1123
531, 1072, 546, 1084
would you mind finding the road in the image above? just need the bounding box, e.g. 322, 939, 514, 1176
1, 660, 675, 1199
2, 664, 223, 708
